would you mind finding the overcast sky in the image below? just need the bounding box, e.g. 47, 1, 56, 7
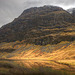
0, 0, 75, 27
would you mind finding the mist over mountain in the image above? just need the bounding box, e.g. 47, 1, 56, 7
67, 8, 75, 17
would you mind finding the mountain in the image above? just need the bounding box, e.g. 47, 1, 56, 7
67, 8, 75, 17
0, 5, 75, 45
0, 6, 75, 73
0, 5, 75, 61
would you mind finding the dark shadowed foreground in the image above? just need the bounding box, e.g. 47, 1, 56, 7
0, 60, 75, 75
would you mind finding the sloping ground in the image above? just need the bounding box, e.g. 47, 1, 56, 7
0, 41, 75, 60
49, 41, 75, 60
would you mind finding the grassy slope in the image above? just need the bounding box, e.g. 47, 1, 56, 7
0, 41, 75, 71
0, 41, 74, 60
49, 41, 75, 60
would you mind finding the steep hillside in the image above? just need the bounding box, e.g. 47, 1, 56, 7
0, 5, 75, 45
0, 41, 75, 60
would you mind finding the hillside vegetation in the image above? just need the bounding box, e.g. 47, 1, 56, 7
0, 41, 74, 60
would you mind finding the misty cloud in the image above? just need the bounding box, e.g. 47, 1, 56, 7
23, 0, 75, 9
0, 0, 75, 27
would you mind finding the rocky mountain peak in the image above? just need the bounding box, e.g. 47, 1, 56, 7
0, 5, 75, 45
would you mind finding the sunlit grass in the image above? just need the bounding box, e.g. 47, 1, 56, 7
57, 60, 75, 66
0, 41, 75, 61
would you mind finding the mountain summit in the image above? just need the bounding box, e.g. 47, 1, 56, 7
0, 5, 75, 45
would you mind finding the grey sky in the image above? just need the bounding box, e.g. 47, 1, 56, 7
0, 0, 75, 27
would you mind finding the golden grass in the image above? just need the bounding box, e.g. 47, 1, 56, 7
0, 41, 75, 61
57, 60, 75, 66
